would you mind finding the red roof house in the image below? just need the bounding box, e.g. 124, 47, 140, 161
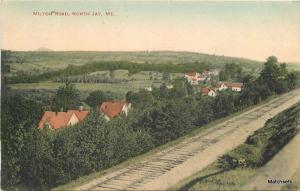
99, 101, 131, 120
38, 110, 89, 129
200, 87, 216, 97
185, 71, 197, 77
224, 82, 243, 88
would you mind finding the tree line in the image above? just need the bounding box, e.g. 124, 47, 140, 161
1, 56, 299, 190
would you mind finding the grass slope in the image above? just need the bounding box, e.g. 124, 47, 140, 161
175, 101, 300, 190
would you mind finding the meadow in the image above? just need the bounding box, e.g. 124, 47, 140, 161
8, 70, 185, 96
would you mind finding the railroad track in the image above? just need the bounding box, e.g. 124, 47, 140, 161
76, 89, 300, 191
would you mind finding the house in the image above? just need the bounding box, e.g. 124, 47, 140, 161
38, 109, 89, 129
184, 71, 200, 85
185, 70, 212, 85
99, 101, 131, 121
197, 74, 210, 82
200, 87, 216, 97
166, 84, 174, 89
202, 69, 212, 77
215, 82, 243, 92
185, 71, 200, 80
215, 82, 228, 91
145, 87, 153, 91
225, 82, 243, 92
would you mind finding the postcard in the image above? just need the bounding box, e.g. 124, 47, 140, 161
1, 1, 300, 191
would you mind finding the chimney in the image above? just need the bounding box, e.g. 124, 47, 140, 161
79, 105, 84, 111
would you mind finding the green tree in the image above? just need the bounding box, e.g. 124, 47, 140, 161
170, 79, 188, 98
1, 49, 12, 63
1, 95, 43, 189
126, 89, 154, 107
219, 70, 228, 81
279, 63, 288, 78
259, 56, 281, 92
86, 90, 113, 108
286, 71, 299, 90
185, 79, 194, 95
162, 72, 171, 81
213, 91, 236, 118
51, 82, 80, 111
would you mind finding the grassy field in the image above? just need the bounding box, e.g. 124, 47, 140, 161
9, 81, 161, 96
174, 102, 300, 191
5, 50, 262, 74
88, 70, 183, 80
7, 70, 185, 96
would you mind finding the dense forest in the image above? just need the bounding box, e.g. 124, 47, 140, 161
1, 56, 299, 190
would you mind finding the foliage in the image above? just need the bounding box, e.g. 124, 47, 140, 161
126, 89, 155, 108
1, 95, 44, 189
219, 63, 243, 81
1, 97, 154, 190
213, 91, 237, 118
162, 72, 171, 81
51, 82, 81, 111
86, 90, 117, 108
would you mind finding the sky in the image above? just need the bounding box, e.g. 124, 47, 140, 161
1, 1, 300, 63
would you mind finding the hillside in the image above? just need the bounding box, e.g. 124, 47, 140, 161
4, 50, 262, 74
178, 101, 300, 190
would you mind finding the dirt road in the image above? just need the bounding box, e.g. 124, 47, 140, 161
76, 89, 300, 191
243, 132, 300, 190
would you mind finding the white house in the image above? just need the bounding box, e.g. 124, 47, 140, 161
166, 84, 174, 89
145, 87, 153, 91
185, 70, 212, 85
215, 82, 243, 92
184, 71, 200, 85
215, 82, 228, 91
225, 82, 243, 92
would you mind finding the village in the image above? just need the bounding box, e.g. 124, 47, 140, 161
38, 69, 243, 130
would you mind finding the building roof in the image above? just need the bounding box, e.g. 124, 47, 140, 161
200, 87, 215, 94
224, 82, 243, 88
38, 110, 90, 129
100, 101, 130, 119
38, 111, 56, 128
203, 69, 210, 73
185, 71, 197, 77
68, 110, 90, 121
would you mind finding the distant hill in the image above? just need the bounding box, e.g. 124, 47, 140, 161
35, 47, 53, 51
7, 50, 263, 74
